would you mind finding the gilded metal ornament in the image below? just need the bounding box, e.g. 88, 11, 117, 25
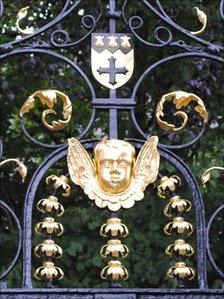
91, 33, 134, 89
100, 218, 129, 238
165, 239, 194, 257
34, 262, 64, 281
34, 240, 63, 258
201, 167, 224, 187
163, 196, 192, 218
164, 217, 194, 235
0, 158, 27, 182
37, 196, 64, 216
16, 6, 35, 35
35, 217, 64, 235
100, 260, 129, 281
100, 239, 129, 258
67, 137, 160, 211
20, 90, 72, 131
46, 175, 71, 197
156, 91, 208, 132
167, 262, 195, 280
157, 175, 181, 199
191, 7, 207, 36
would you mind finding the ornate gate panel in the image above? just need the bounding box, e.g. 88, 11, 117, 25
0, 0, 224, 298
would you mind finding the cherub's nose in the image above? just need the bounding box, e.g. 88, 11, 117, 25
110, 161, 119, 173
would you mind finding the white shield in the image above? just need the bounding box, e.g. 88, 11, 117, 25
91, 33, 134, 90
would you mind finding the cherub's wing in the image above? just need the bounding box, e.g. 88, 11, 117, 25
67, 138, 96, 190
133, 136, 160, 189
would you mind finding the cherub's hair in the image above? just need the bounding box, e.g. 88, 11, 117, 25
94, 139, 135, 161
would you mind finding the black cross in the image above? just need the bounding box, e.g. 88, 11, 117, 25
97, 56, 128, 86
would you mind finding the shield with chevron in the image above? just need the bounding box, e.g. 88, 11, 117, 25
91, 33, 134, 90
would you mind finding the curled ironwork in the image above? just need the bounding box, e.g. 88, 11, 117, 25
0, 200, 22, 280
206, 205, 224, 279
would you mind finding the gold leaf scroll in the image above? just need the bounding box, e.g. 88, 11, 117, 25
155, 91, 208, 132
191, 7, 207, 36
20, 90, 72, 131
16, 6, 35, 35
0, 158, 27, 182
201, 167, 224, 187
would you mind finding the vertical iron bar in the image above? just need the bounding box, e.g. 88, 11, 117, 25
108, 1, 120, 289
109, 97, 118, 139
109, 0, 116, 33
108, 0, 118, 139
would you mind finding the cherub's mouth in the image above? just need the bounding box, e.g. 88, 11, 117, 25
110, 176, 121, 183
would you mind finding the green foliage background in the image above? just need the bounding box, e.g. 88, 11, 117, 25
0, 0, 224, 289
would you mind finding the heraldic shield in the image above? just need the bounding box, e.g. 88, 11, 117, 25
91, 33, 134, 90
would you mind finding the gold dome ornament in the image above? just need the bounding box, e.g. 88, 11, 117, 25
34, 240, 63, 258
164, 217, 193, 235
34, 262, 64, 281
163, 196, 192, 217
165, 239, 194, 257
37, 196, 64, 216
67, 137, 160, 211
101, 260, 129, 281
100, 218, 129, 238
35, 217, 64, 235
167, 262, 195, 280
100, 239, 129, 258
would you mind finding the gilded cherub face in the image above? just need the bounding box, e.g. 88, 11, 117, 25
94, 140, 136, 194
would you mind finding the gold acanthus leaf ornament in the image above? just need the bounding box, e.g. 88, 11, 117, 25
191, 7, 207, 36
16, 6, 35, 35
67, 137, 160, 211
156, 91, 208, 132
201, 167, 224, 187
20, 90, 72, 131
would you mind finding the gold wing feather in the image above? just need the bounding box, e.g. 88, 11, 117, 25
133, 136, 160, 189
67, 138, 96, 191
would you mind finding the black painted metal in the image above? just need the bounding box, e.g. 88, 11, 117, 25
0, 0, 224, 297
0, 200, 22, 280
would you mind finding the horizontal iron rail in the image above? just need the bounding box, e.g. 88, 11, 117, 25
1, 288, 224, 299
92, 98, 136, 109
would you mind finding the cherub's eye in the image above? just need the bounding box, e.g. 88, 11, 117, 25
118, 160, 129, 168
101, 160, 111, 168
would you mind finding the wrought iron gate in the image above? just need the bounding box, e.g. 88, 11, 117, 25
0, 0, 224, 298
